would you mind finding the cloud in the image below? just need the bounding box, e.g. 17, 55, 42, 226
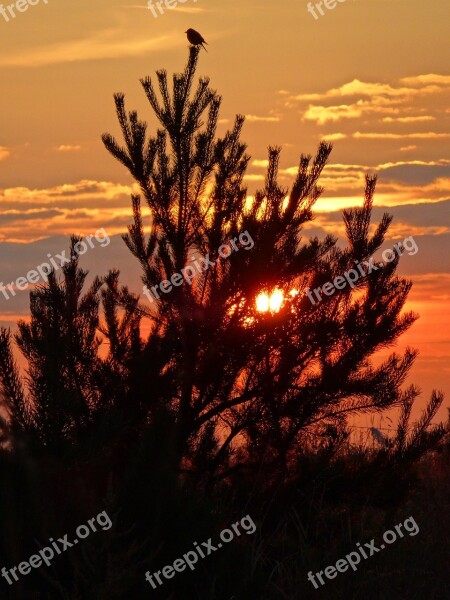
0, 209, 63, 225
382, 116, 435, 123
322, 133, 347, 141
304, 104, 365, 124
0, 234, 143, 317
245, 115, 280, 123
302, 204, 450, 264
0, 30, 178, 67
167, 6, 205, 13
288, 74, 449, 133
274, 159, 450, 209
56, 145, 82, 152
377, 159, 450, 169
291, 78, 443, 102
400, 145, 417, 152
244, 174, 265, 182
303, 97, 406, 125
0, 147, 10, 161
353, 132, 450, 140
0, 180, 136, 204
2, 161, 449, 242
0, 180, 139, 241
400, 74, 450, 86
321, 132, 450, 141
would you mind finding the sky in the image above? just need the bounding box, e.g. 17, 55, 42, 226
0, 0, 449, 423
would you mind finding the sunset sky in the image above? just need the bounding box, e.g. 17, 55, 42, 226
0, 0, 449, 423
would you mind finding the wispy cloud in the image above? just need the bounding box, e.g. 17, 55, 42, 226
400, 74, 450, 86
290, 78, 444, 102
251, 159, 269, 168
274, 159, 450, 209
303, 99, 402, 124
354, 132, 450, 140
0, 30, 178, 67
382, 116, 435, 123
0, 146, 10, 161
288, 75, 450, 132
245, 114, 280, 123
244, 174, 265, 181
320, 132, 450, 141
321, 133, 347, 141
0, 180, 139, 241
56, 145, 82, 152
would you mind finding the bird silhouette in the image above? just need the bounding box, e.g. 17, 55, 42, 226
185, 28, 208, 52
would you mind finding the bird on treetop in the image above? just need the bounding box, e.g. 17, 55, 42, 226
185, 28, 208, 52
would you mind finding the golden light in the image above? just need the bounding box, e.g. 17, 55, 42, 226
256, 293, 270, 312
269, 289, 284, 311
256, 288, 285, 313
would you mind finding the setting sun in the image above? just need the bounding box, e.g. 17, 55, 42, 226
256, 289, 284, 313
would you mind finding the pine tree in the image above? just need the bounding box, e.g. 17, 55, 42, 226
101, 47, 445, 482
0, 238, 143, 451
0, 46, 447, 600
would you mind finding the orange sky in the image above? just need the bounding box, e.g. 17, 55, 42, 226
0, 0, 449, 423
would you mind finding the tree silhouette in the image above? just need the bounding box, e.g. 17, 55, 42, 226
100, 47, 444, 483
0, 46, 447, 600
0, 238, 145, 454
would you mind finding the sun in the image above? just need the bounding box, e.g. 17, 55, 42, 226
256, 289, 284, 313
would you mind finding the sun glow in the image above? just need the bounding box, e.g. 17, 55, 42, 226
256, 289, 285, 313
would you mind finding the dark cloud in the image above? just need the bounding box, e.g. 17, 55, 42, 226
379, 164, 450, 185
1, 229, 449, 319
0, 196, 132, 211
0, 210, 63, 224
316, 199, 450, 228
